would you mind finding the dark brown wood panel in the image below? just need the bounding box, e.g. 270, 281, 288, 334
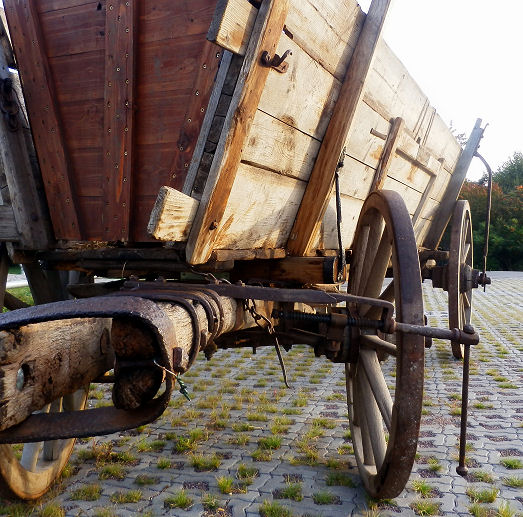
37, 0, 102, 13
170, 41, 221, 192
50, 51, 105, 102
39, 1, 105, 57
135, 35, 210, 95
102, 0, 137, 241
4, 0, 81, 240
138, 0, 216, 44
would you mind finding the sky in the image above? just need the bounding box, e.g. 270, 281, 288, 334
359, 0, 523, 180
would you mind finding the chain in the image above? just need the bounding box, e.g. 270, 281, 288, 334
244, 299, 290, 388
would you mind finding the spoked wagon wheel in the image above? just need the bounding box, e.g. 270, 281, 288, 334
0, 268, 90, 499
448, 200, 473, 359
0, 389, 88, 499
346, 190, 425, 499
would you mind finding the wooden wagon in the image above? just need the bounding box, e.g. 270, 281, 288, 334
0, 0, 490, 501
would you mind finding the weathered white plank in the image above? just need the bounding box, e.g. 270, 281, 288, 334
215, 162, 305, 250
242, 110, 320, 181
148, 187, 199, 242
259, 34, 340, 141
207, 0, 257, 56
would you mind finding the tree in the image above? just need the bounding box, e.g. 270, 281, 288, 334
479, 151, 523, 193
459, 152, 523, 271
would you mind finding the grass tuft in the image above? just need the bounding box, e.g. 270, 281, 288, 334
164, 490, 193, 510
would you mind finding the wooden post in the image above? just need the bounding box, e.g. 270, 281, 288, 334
0, 30, 52, 249
3, 0, 80, 240
286, 0, 391, 256
185, 0, 290, 265
422, 119, 485, 250
370, 117, 404, 191
102, 0, 137, 241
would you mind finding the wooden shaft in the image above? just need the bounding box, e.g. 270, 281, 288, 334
0, 318, 113, 431
231, 256, 339, 285
111, 295, 241, 409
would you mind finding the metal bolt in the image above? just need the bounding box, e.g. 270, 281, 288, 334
124, 151, 128, 156
202, 63, 207, 69
209, 221, 218, 230
16, 368, 24, 391
195, 90, 199, 96
125, 27, 130, 33
216, 52, 220, 58
124, 127, 128, 131
200, 107, 205, 113
116, 67, 120, 72
187, 118, 191, 123
109, 4, 113, 10
123, 177, 127, 182
184, 163, 188, 168
179, 146, 184, 151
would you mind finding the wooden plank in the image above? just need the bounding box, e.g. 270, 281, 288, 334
213, 248, 286, 262
370, 116, 403, 191
242, 109, 321, 181
423, 118, 485, 250
169, 41, 222, 191
208, 0, 364, 80
147, 187, 199, 242
0, 205, 19, 240
102, 0, 137, 240
4, 0, 80, 240
183, 51, 233, 195
287, 0, 391, 256
215, 162, 304, 250
0, 8, 15, 68
208, 0, 258, 56
186, 0, 290, 264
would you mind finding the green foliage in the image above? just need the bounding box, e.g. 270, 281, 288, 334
459, 152, 523, 270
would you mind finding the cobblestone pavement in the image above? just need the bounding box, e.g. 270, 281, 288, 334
2, 275, 522, 517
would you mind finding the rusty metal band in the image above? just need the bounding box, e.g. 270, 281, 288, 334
0, 296, 176, 443
123, 281, 395, 320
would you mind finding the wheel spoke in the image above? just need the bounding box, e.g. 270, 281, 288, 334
358, 366, 387, 468
463, 242, 471, 263
351, 225, 371, 295
356, 370, 376, 466
360, 333, 397, 357
359, 349, 393, 432
362, 280, 394, 320
462, 291, 471, 309
43, 399, 63, 461
362, 228, 392, 301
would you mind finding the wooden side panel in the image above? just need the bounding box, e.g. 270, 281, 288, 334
102, 0, 137, 240
4, 0, 81, 240
5, 0, 219, 242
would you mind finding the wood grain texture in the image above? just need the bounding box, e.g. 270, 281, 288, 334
0, 318, 113, 431
102, 0, 136, 240
147, 187, 199, 242
286, 0, 391, 256
186, 0, 290, 264
208, 0, 257, 55
4, 0, 80, 240
169, 41, 222, 191
370, 117, 403, 191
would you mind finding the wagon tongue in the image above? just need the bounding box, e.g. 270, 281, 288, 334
0, 296, 176, 443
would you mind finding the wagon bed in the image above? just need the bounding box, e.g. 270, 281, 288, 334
2, 0, 476, 268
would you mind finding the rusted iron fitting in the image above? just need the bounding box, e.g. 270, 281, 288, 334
393, 320, 479, 346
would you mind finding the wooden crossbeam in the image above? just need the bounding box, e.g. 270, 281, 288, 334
102, 0, 137, 241
4, 0, 80, 240
370, 117, 404, 191
186, 0, 289, 265
286, 0, 391, 256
